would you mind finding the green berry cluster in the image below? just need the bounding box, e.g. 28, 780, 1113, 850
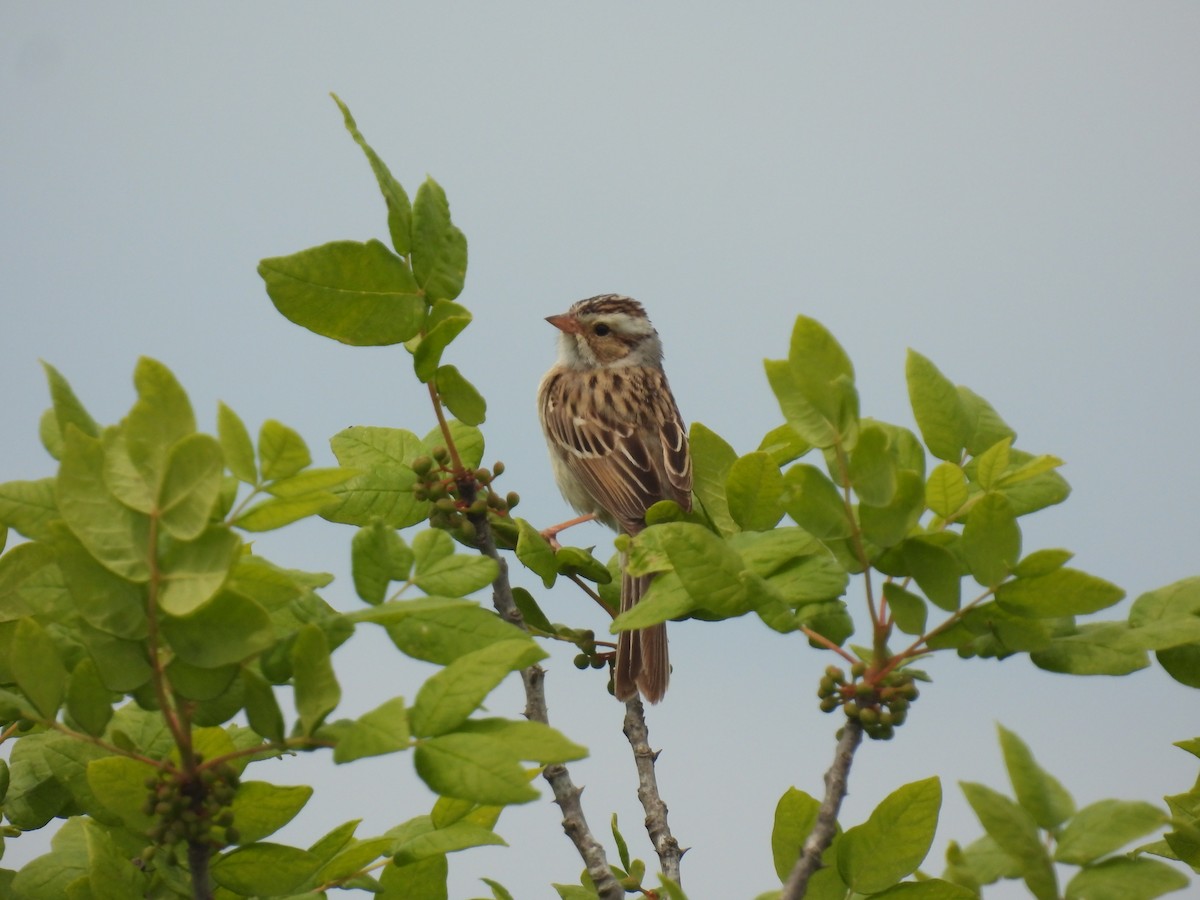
570, 630, 607, 671
816, 662, 920, 741
411, 448, 518, 543
137, 758, 240, 866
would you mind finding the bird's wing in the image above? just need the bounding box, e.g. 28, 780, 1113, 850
541, 367, 692, 531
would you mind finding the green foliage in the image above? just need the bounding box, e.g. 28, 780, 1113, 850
944, 726, 1185, 900
4, 93, 1196, 900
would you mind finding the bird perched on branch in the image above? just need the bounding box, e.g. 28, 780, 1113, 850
538, 294, 692, 703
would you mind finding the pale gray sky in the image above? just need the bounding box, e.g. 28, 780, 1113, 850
3, 5, 1199, 898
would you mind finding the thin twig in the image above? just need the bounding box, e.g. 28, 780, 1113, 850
622, 696, 683, 884
187, 841, 214, 900
459, 483, 623, 900
781, 718, 864, 899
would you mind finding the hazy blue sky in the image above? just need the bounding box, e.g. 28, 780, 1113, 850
3, 5, 1199, 898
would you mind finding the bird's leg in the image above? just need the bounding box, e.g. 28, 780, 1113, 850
540, 512, 598, 549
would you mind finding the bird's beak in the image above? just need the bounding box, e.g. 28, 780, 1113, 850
545, 313, 582, 334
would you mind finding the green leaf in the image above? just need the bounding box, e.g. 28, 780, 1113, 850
926, 462, 969, 520
1003, 454, 1071, 516
414, 301, 472, 383
381, 853, 449, 899
1055, 800, 1168, 864
958, 386, 1015, 456
242, 666, 285, 742
690, 422, 739, 535
52, 534, 146, 639
849, 424, 898, 506
160, 589, 273, 667
352, 523, 415, 604
1064, 856, 1189, 900
159, 433, 223, 540
907, 350, 970, 462
902, 538, 963, 612
621, 523, 748, 625
884, 583, 928, 636
511, 587, 555, 634
212, 843, 319, 895
1031, 623, 1148, 676
960, 781, 1057, 900
870, 882, 977, 899
332, 93, 413, 256
411, 177, 468, 303
973, 437, 1012, 491
126, 357, 196, 490
157, 525, 240, 616
771, 787, 820, 882
12, 617, 67, 718
997, 725, 1074, 831
414, 551, 498, 597
839, 777, 941, 893
786, 316, 857, 433
266, 467, 359, 498
66, 658, 114, 737
1014, 548, 1073, 578
726, 452, 785, 531
259, 239, 426, 346
765, 357, 851, 451
422, 420, 486, 470
234, 492, 338, 531
217, 401, 257, 484
996, 568, 1124, 618
859, 470, 924, 549
333, 697, 411, 763
781, 464, 852, 539
57, 428, 151, 582
83, 817, 145, 899
259, 419, 311, 481
230, 781, 314, 843
0, 478, 60, 542
292, 624, 341, 734
390, 816, 506, 866
997, 454, 1064, 488
962, 492, 1020, 587
455, 718, 587, 764
434, 365, 486, 426
554, 545, 612, 583
336, 424, 424, 468
384, 601, 529, 664
409, 640, 545, 737
413, 732, 538, 806
758, 423, 813, 467
516, 518, 558, 588
87, 756, 156, 832
39, 406, 64, 460
42, 361, 100, 440
413, 528, 455, 571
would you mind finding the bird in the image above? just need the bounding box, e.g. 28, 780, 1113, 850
537, 294, 693, 703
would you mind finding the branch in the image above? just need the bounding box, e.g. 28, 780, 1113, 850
622, 696, 683, 883
187, 841, 214, 900
781, 718, 864, 899
462, 490, 623, 900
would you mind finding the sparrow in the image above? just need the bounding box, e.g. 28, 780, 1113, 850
537, 294, 692, 703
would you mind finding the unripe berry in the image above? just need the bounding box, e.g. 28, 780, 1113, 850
411, 456, 434, 476
431, 446, 450, 464
574, 654, 589, 669
819, 695, 840, 713
493, 461, 505, 477
850, 661, 867, 678
506, 491, 520, 509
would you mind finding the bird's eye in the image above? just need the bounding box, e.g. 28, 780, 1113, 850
593, 323, 611, 336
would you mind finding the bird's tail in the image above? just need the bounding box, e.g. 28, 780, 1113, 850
614, 569, 669, 703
